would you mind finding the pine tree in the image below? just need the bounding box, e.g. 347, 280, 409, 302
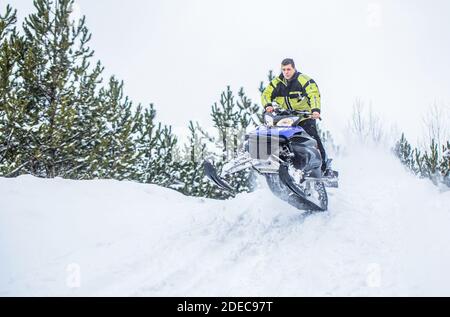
0, 0, 166, 181
85, 77, 139, 180
0, 5, 25, 176
394, 133, 450, 187
174, 120, 221, 197
394, 133, 415, 172
151, 124, 178, 186
413, 148, 424, 177
423, 139, 439, 181
441, 142, 450, 186
134, 104, 178, 187
258, 70, 275, 93
1, 1, 180, 187
1, 0, 107, 177
208, 86, 260, 196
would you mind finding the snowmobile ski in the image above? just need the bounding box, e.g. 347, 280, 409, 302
203, 160, 234, 192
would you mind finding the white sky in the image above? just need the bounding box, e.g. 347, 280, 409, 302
8, 0, 450, 144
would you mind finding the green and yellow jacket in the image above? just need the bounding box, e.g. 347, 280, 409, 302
261, 71, 321, 121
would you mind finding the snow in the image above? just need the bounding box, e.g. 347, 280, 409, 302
1, 146, 450, 296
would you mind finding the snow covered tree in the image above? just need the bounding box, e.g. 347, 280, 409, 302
394, 133, 416, 172
148, 124, 178, 186
75, 77, 141, 180
173, 120, 225, 198
0, 1, 185, 188
0, 5, 25, 176
211, 86, 260, 161
134, 104, 178, 187
441, 142, 450, 186
423, 139, 439, 179
209, 86, 260, 195
1, 0, 177, 182
0, 0, 108, 177
394, 133, 450, 187
258, 70, 275, 93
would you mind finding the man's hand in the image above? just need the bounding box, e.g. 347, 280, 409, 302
265, 105, 274, 113
311, 111, 321, 120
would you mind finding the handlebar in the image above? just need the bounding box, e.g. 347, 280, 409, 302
273, 109, 311, 116
266, 105, 322, 120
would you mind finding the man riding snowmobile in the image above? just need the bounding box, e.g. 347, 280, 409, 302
262, 58, 333, 176
203, 58, 339, 211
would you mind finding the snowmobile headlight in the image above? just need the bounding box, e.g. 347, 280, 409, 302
276, 117, 295, 127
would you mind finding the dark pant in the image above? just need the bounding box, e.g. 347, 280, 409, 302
299, 119, 327, 169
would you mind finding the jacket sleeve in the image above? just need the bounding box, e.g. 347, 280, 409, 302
261, 80, 277, 109
302, 78, 321, 113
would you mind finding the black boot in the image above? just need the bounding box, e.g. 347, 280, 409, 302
322, 159, 338, 178
324, 168, 339, 178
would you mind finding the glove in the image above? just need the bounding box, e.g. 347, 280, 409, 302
311, 108, 321, 120
264, 104, 274, 113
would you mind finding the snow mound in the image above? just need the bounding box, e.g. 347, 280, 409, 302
1, 147, 450, 296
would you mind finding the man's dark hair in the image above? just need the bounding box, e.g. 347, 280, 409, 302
281, 58, 295, 68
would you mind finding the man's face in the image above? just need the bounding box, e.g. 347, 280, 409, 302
282, 64, 295, 80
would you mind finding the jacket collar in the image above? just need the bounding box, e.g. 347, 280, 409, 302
279, 71, 301, 84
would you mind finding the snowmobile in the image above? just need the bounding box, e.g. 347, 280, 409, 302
203, 106, 339, 212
